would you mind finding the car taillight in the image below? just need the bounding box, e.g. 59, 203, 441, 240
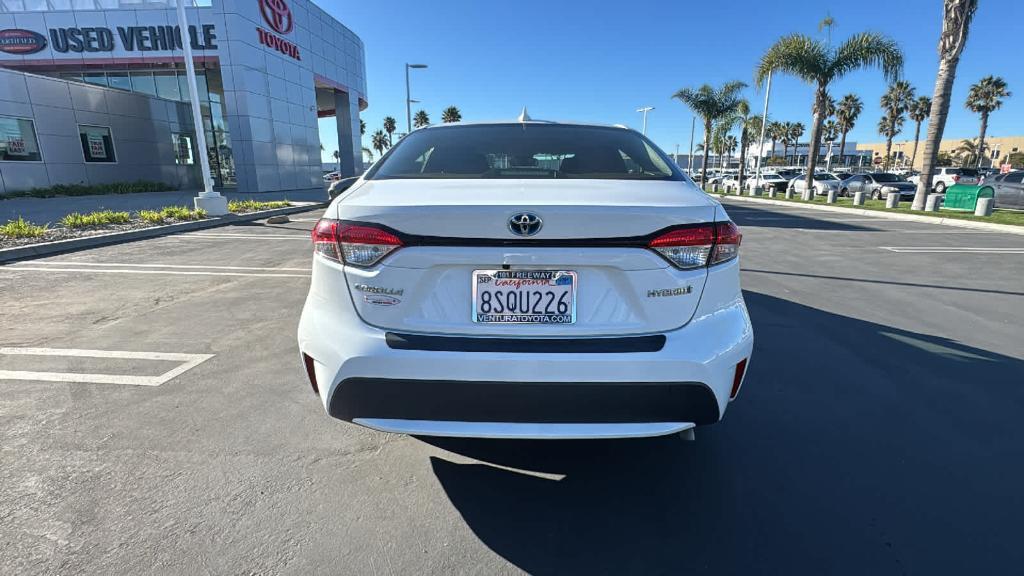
648, 222, 742, 269
311, 219, 402, 267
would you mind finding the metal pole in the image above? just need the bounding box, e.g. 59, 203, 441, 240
753, 71, 772, 190
177, 0, 224, 214
636, 106, 653, 136
688, 116, 695, 176
405, 64, 412, 134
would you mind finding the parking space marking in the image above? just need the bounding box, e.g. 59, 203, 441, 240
880, 246, 1024, 254
179, 233, 309, 240
0, 348, 214, 386
2, 266, 310, 278
19, 261, 311, 272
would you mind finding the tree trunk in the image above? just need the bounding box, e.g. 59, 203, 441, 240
738, 130, 748, 190
782, 142, 788, 163
913, 55, 959, 210
839, 130, 849, 168
700, 120, 712, 189
976, 110, 989, 168
770, 138, 776, 159
910, 121, 922, 170
803, 85, 827, 197
884, 132, 893, 172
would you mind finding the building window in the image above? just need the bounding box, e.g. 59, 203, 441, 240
172, 133, 195, 165
0, 116, 42, 162
79, 125, 116, 163
130, 73, 157, 97
107, 73, 132, 92
155, 72, 181, 101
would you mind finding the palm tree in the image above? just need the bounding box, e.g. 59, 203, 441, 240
835, 94, 863, 168
880, 80, 915, 171
766, 121, 783, 159
779, 121, 794, 162
360, 119, 366, 136
756, 31, 903, 193
787, 122, 805, 164
822, 119, 838, 170
672, 81, 748, 187
908, 96, 931, 169
413, 110, 430, 128
913, 0, 978, 210
955, 137, 986, 167
371, 130, 389, 156
965, 76, 1011, 168
877, 114, 905, 169
441, 106, 462, 123
382, 116, 397, 145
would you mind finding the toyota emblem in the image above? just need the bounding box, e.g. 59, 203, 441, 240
508, 212, 542, 237
260, 0, 293, 35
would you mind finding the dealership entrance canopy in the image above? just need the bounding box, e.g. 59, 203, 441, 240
0, 0, 366, 196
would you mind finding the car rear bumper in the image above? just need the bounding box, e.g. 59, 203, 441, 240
298, 260, 753, 439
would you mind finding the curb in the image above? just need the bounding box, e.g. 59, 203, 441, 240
0, 202, 324, 263
720, 194, 1024, 236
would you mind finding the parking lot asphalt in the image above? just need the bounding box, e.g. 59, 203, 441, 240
2, 202, 1023, 575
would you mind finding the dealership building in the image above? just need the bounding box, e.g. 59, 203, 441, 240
0, 0, 366, 196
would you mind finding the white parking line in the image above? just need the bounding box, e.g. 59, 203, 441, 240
2, 266, 310, 278
20, 261, 311, 272
179, 233, 309, 240
880, 246, 1024, 254
0, 347, 214, 386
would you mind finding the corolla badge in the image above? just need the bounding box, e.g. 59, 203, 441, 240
508, 212, 542, 237
364, 294, 401, 306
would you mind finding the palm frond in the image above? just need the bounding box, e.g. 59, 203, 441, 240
829, 32, 904, 84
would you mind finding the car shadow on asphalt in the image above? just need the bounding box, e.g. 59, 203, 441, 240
726, 203, 875, 231
420, 290, 1024, 575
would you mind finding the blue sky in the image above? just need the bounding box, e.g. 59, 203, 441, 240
317, 0, 1023, 163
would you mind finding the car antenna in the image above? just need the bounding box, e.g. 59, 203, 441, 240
518, 107, 532, 122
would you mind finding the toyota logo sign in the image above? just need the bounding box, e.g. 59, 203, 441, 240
259, 0, 293, 35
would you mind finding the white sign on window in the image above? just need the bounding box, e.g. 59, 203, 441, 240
7, 137, 26, 155
88, 133, 107, 159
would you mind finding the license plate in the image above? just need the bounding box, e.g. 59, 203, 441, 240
472, 270, 576, 324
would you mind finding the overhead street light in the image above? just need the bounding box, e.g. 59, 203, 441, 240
636, 106, 654, 136
406, 63, 428, 133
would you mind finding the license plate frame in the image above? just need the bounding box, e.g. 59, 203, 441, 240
472, 269, 577, 324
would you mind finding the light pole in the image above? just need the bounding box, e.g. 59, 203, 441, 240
753, 70, 772, 192
688, 116, 695, 177
177, 0, 226, 215
636, 106, 654, 136
405, 63, 428, 133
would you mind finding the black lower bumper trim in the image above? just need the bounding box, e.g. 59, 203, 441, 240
328, 378, 721, 425
384, 332, 666, 353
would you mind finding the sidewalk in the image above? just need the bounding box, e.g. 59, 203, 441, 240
1, 188, 328, 224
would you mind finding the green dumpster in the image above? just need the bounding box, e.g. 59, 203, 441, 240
941, 184, 995, 212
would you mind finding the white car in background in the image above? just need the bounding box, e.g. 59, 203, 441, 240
790, 172, 843, 196
908, 167, 980, 193
298, 120, 754, 440
746, 172, 789, 193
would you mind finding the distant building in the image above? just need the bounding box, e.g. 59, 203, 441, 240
857, 135, 1024, 171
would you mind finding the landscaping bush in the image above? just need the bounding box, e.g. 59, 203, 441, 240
228, 199, 291, 213
159, 206, 207, 221
1, 217, 48, 238
1, 180, 173, 200
139, 210, 165, 224
61, 210, 131, 228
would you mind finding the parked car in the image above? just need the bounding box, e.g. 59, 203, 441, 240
746, 172, 789, 193
721, 174, 748, 190
790, 172, 843, 196
323, 171, 341, 182
298, 120, 753, 440
907, 167, 979, 193
841, 172, 916, 199
986, 170, 1024, 209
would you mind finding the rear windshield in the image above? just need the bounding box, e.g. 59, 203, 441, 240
367, 124, 682, 180
813, 173, 839, 181
956, 168, 979, 177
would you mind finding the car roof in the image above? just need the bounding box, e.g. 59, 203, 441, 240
419, 120, 632, 130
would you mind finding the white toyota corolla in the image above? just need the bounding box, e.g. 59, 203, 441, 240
298, 120, 753, 440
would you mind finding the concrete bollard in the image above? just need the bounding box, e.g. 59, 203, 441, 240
784, 188, 794, 200
925, 194, 942, 212
711, 183, 719, 194
885, 192, 900, 209
975, 197, 994, 217
853, 191, 865, 206
826, 190, 837, 204
801, 190, 814, 202
749, 185, 760, 197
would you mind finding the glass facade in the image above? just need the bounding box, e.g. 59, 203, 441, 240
56, 67, 235, 188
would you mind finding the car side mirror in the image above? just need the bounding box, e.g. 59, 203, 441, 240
329, 176, 360, 200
